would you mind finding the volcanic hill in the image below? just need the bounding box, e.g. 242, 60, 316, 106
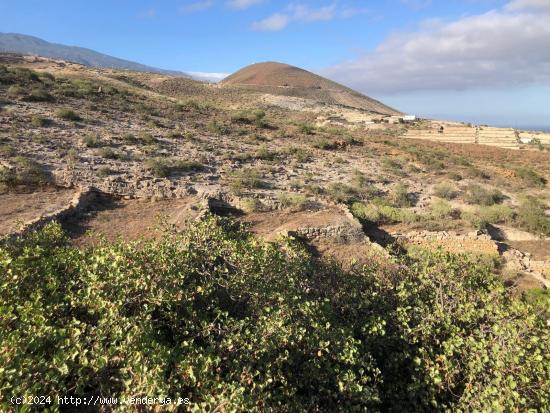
221, 61, 399, 115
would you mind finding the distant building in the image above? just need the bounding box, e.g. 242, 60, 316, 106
403, 115, 416, 122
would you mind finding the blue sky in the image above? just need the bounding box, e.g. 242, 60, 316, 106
1, 0, 549, 129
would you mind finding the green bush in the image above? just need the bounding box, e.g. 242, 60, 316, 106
1, 219, 546, 412
433, 182, 458, 200
515, 196, 550, 236
56, 108, 81, 121
352, 201, 420, 225
430, 199, 453, 219
97, 147, 119, 159
464, 184, 503, 206
82, 134, 101, 148
312, 138, 337, 150
229, 168, 264, 194
389, 183, 412, 207
277, 192, 308, 211
515, 167, 546, 188
26, 87, 53, 102
0, 156, 50, 187
30, 115, 49, 127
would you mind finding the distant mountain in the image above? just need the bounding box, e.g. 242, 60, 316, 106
0, 32, 189, 77
222, 62, 400, 115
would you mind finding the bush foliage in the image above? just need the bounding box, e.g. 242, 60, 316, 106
1, 218, 547, 412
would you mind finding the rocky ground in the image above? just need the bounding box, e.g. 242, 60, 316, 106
1, 54, 549, 291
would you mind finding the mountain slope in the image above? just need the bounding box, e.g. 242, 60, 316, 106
221, 61, 400, 115
0, 32, 188, 77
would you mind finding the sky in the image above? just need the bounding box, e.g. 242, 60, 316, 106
1, 0, 549, 129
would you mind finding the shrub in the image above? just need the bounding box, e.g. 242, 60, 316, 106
433, 182, 458, 199
352, 201, 420, 225
97, 166, 114, 177
515, 196, 550, 236
171, 160, 205, 173
26, 88, 53, 102
82, 134, 101, 148
122, 133, 138, 144
0, 156, 50, 187
298, 123, 315, 135
240, 197, 262, 213
312, 138, 337, 150
0, 220, 547, 412
515, 167, 546, 188
461, 210, 488, 230
7, 85, 24, 98
30, 115, 49, 127
139, 132, 158, 145
229, 168, 264, 194
389, 183, 412, 207
430, 199, 453, 219
477, 204, 514, 224
277, 192, 308, 212
326, 183, 360, 203
145, 157, 170, 178
56, 108, 81, 121
97, 147, 118, 159
255, 145, 277, 161
464, 184, 503, 206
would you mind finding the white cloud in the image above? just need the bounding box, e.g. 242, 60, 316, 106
188, 71, 230, 82
506, 0, 550, 11
227, 0, 265, 9
322, 3, 550, 94
180, 0, 214, 13
252, 13, 291, 31
252, 3, 364, 31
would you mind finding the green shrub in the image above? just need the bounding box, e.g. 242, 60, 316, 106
56, 108, 81, 121
122, 133, 138, 144
461, 210, 488, 230
477, 204, 514, 224
326, 183, 360, 203
240, 197, 262, 213
7, 85, 24, 98
97, 166, 114, 177
97, 147, 119, 159
433, 182, 458, 199
464, 184, 503, 206
0, 156, 50, 187
389, 183, 412, 207
515, 167, 546, 188
229, 168, 264, 194
430, 199, 453, 219
352, 201, 420, 225
515, 196, 550, 236
312, 138, 337, 150
145, 157, 170, 178
277, 192, 308, 211
0, 219, 547, 411
298, 123, 315, 135
171, 160, 205, 173
255, 145, 277, 161
30, 115, 49, 127
139, 132, 158, 145
26, 88, 53, 102
82, 134, 101, 148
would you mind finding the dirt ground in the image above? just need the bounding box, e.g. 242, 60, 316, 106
0, 187, 76, 235
63, 195, 202, 246
505, 240, 550, 261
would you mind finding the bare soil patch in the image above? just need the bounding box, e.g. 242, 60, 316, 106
64, 195, 201, 246
0, 187, 76, 235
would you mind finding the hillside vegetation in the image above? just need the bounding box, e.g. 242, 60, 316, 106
0, 218, 548, 412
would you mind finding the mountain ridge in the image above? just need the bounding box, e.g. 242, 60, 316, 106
0, 32, 189, 77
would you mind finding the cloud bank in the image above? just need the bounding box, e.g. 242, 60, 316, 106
322, 2, 550, 94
